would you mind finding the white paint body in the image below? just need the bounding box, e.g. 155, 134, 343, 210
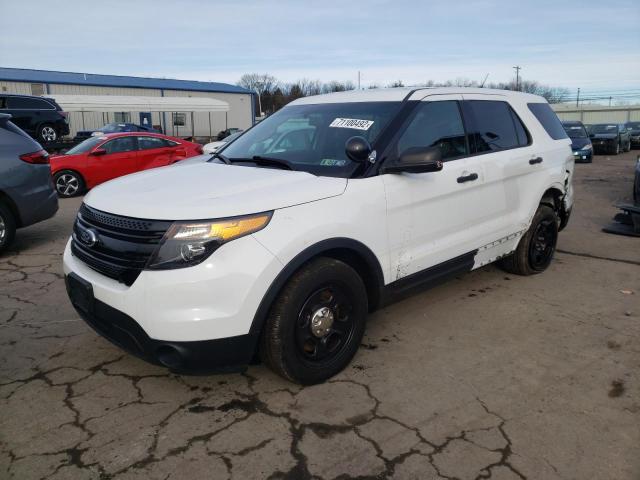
63, 88, 573, 342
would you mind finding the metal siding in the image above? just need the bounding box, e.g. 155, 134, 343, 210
0, 81, 31, 94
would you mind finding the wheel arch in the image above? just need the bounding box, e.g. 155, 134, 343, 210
0, 190, 22, 227
249, 238, 385, 340
540, 185, 570, 231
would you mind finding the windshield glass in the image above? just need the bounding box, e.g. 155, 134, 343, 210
563, 124, 587, 138
65, 136, 105, 154
101, 123, 127, 133
224, 131, 242, 142
626, 122, 640, 131
592, 124, 618, 134
219, 101, 402, 177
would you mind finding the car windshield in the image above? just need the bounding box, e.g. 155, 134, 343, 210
101, 123, 127, 133
65, 136, 105, 154
218, 101, 402, 177
626, 122, 640, 131
224, 131, 242, 142
592, 124, 618, 134
563, 125, 587, 138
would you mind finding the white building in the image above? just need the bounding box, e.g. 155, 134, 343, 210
0, 67, 255, 139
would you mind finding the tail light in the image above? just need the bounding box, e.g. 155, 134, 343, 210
20, 150, 50, 164
59, 111, 69, 118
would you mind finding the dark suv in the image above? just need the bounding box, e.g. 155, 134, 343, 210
0, 114, 58, 253
590, 123, 631, 155
0, 94, 70, 144
625, 121, 640, 149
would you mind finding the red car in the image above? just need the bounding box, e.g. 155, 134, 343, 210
50, 132, 203, 197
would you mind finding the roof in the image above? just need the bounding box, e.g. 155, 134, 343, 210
291, 87, 545, 105
0, 67, 251, 95
46, 94, 229, 112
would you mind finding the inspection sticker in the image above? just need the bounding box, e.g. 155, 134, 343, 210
329, 118, 374, 130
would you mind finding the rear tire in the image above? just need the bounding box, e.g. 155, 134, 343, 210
0, 203, 16, 254
54, 170, 85, 198
499, 205, 558, 276
259, 257, 368, 385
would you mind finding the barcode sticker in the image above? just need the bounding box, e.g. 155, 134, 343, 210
329, 118, 374, 130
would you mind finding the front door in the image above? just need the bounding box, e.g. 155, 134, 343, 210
89, 136, 139, 186
382, 95, 488, 281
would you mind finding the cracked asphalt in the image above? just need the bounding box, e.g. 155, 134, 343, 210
1, 152, 639, 480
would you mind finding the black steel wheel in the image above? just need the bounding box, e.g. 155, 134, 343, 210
260, 257, 368, 384
527, 217, 558, 271
499, 204, 558, 276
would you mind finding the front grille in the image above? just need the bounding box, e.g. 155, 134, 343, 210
71, 204, 172, 286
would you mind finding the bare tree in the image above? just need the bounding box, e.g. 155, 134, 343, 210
237, 73, 278, 96
388, 80, 404, 88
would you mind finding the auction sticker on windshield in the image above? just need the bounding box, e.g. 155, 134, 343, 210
330, 118, 374, 130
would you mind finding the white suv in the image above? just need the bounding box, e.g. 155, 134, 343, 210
64, 88, 574, 384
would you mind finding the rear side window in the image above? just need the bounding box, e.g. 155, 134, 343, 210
396, 100, 468, 161
103, 137, 138, 154
527, 103, 568, 140
462, 100, 526, 153
6, 96, 54, 110
138, 136, 169, 150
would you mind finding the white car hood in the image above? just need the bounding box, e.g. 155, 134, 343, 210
84, 163, 347, 220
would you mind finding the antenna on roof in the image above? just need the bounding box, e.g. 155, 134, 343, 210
480, 73, 489, 88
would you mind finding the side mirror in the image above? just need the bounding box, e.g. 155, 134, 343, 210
91, 148, 107, 156
345, 136, 372, 163
382, 146, 444, 174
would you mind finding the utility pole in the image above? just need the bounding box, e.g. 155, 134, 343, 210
513, 66, 521, 91
609, 96, 612, 107
358, 71, 361, 90
576, 88, 580, 108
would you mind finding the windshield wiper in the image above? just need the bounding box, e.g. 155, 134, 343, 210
228, 155, 294, 170
208, 152, 230, 164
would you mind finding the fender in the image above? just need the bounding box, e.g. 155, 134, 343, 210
248, 237, 385, 337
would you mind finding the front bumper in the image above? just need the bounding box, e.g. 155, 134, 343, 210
63, 234, 284, 371
572, 149, 593, 162
66, 272, 255, 373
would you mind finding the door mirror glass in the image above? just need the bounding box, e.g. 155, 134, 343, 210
91, 148, 107, 156
383, 146, 444, 174
344, 136, 372, 163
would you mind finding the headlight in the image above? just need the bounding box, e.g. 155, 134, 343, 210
146, 212, 272, 270
581, 144, 592, 151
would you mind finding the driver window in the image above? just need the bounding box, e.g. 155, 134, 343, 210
103, 137, 137, 154
396, 101, 468, 161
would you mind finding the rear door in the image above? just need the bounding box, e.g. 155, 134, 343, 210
88, 136, 139, 186
137, 136, 174, 169
458, 96, 536, 243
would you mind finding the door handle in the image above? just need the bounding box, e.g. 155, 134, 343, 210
529, 157, 543, 165
457, 173, 478, 183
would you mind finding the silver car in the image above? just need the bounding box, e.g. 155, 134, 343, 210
0, 113, 58, 253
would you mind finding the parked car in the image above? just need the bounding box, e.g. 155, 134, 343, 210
203, 131, 243, 154
50, 132, 203, 197
0, 94, 69, 144
0, 114, 58, 253
590, 123, 631, 155
625, 121, 640, 149
73, 123, 161, 142
63, 88, 574, 384
217, 128, 241, 140
562, 121, 593, 163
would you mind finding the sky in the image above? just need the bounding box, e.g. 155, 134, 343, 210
1, 0, 639, 99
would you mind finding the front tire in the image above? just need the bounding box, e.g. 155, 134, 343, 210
54, 170, 85, 198
259, 258, 368, 385
0, 203, 16, 254
38, 124, 58, 144
499, 205, 558, 276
